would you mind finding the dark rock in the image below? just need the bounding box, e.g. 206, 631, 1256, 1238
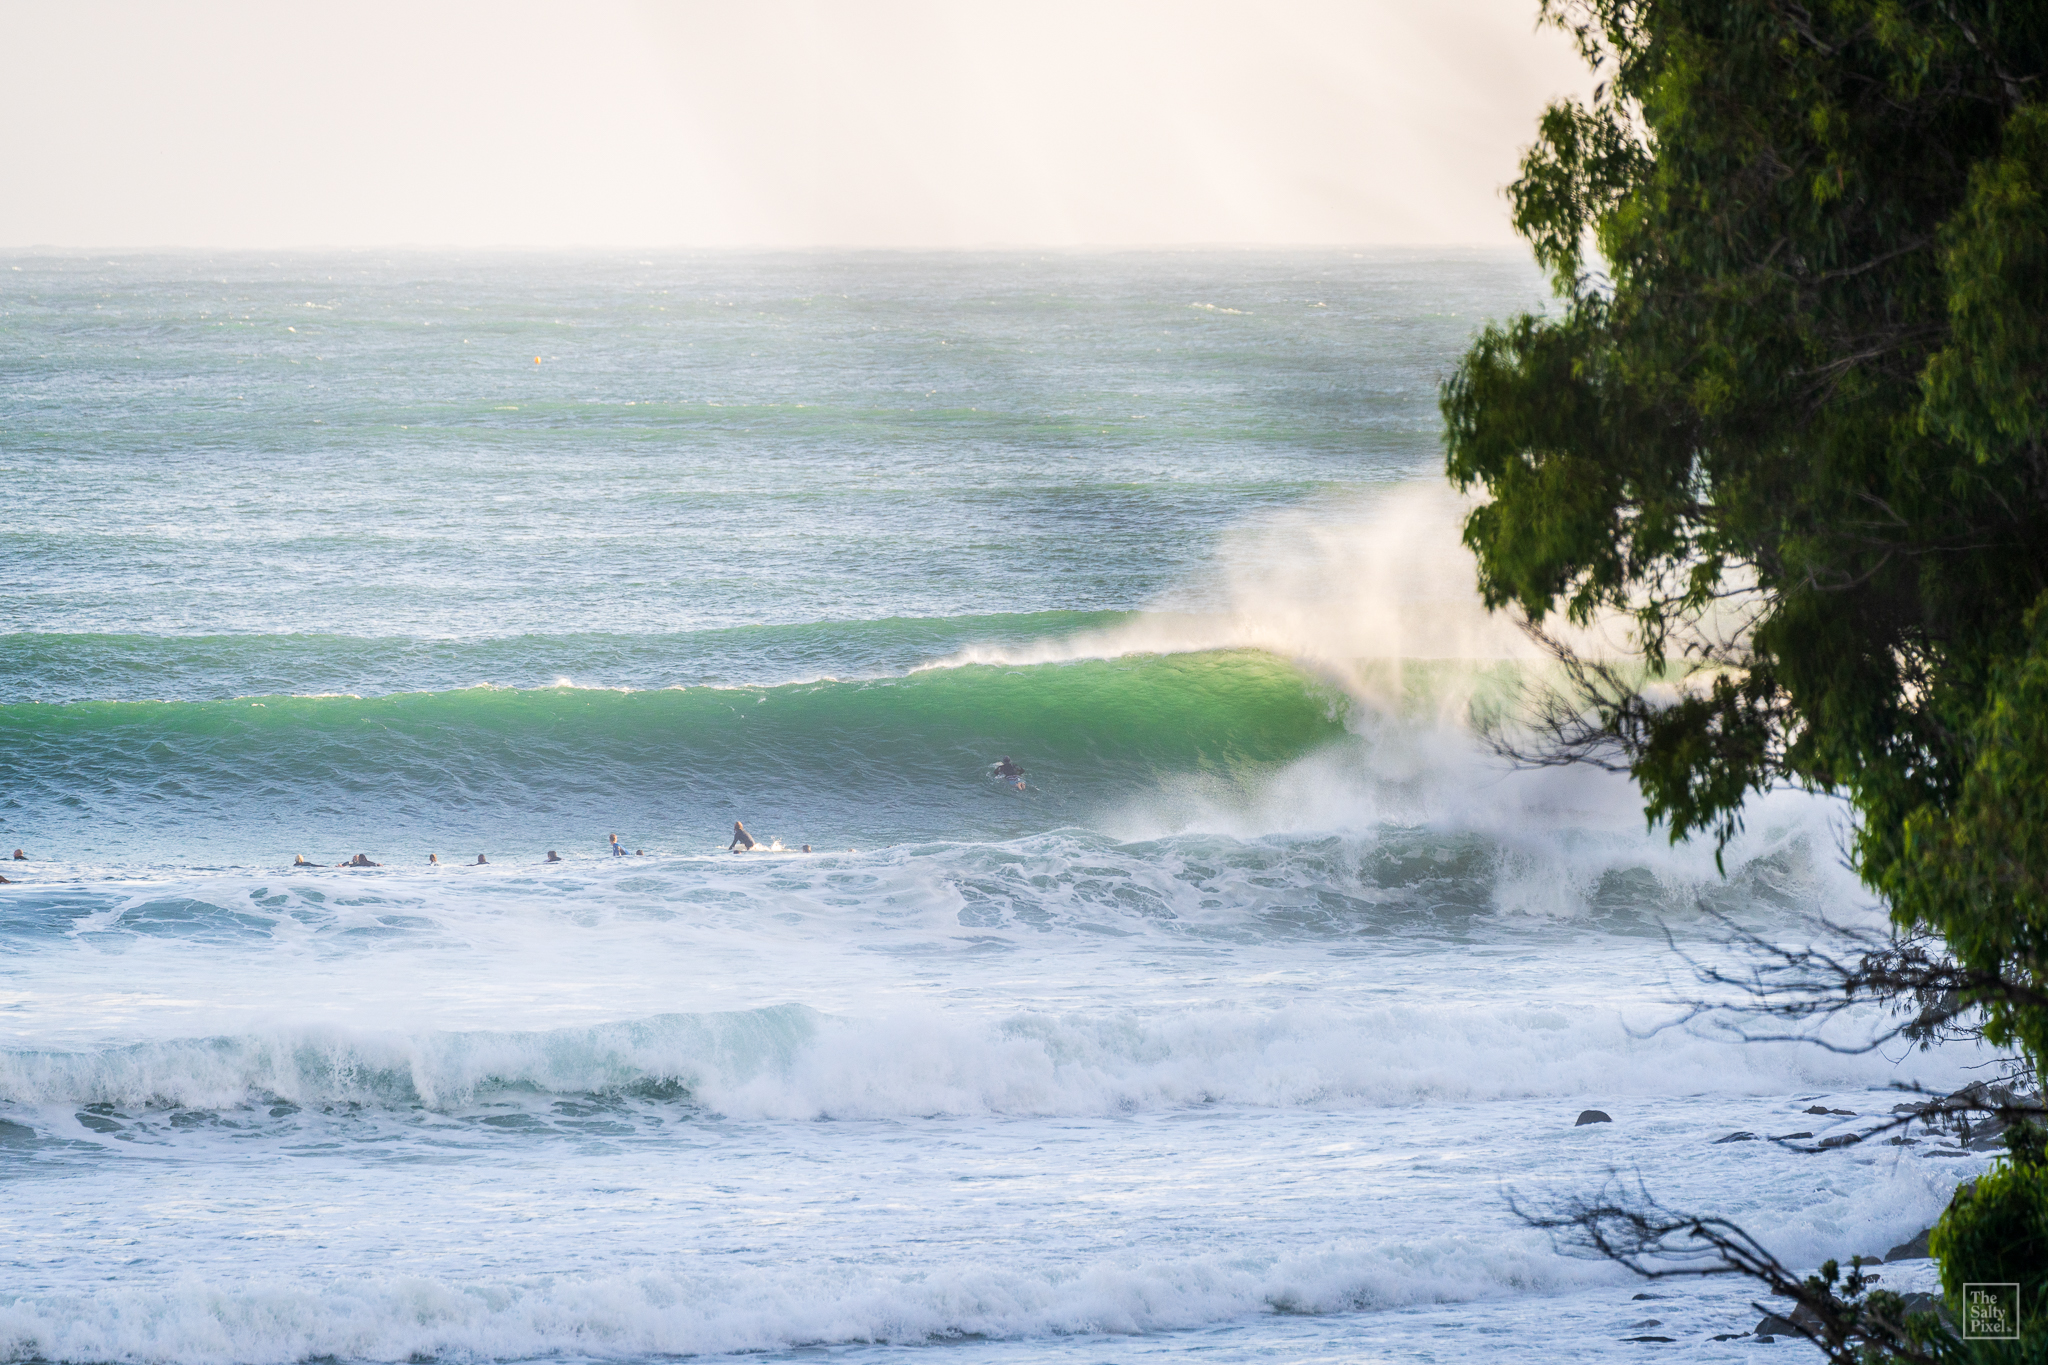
1714, 1130, 1758, 1143
1771, 1131, 1815, 1141
1577, 1109, 1613, 1125
1756, 1304, 1825, 1338
1629, 1318, 1663, 1328
1805, 1105, 1857, 1116
1631, 1293, 1667, 1301
1710, 1333, 1749, 1341
1885, 1227, 1932, 1262
1622, 1336, 1676, 1343
1817, 1132, 1864, 1149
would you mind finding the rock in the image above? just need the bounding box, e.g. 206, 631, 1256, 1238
1805, 1105, 1856, 1116
1629, 1318, 1663, 1328
1713, 1130, 1758, 1143
1771, 1131, 1815, 1140
1622, 1336, 1676, 1343
1631, 1292, 1667, 1300
1710, 1333, 1749, 1341
1817, 1132, 1864, 1149
1756, 1304, 1826, 1338
1576, 1109, 1613, 1126
1885, 1227, 1931, 1262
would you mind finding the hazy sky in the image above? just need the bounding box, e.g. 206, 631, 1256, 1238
0, 0, 1588, 249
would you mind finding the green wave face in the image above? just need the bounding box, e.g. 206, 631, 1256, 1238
1, 650, 1350, 862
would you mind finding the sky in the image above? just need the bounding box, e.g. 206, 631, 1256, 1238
0, 0, 1590, 249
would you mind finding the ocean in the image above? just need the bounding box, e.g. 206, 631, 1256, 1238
0, 250, 1986, 1362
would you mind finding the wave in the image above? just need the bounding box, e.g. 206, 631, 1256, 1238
0, 999, 1962, 1121
0, 649, 1348, 861
0, 1238, 1617, 1364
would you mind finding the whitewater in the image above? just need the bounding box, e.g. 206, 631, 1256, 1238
0, 250, 1992, 1362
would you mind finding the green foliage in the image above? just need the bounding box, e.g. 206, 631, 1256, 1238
1450, 11, 2048, 1353
1443, 0, 2048, 1038
1887, 599, 2048, 1063
1930, 1133, 2048, 1359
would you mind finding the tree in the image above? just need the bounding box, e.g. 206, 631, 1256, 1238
1440, 0, 2048, 1353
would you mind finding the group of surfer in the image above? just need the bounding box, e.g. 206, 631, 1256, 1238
288, 827, 822, 868
294, 839, 653, 869
8, 757, 1040, 875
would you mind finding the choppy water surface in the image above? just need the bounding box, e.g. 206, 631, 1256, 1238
0, 251, 1983, 1364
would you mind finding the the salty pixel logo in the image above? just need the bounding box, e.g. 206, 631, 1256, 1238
1962, 1284, 2020, 1341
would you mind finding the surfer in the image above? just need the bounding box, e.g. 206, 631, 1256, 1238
9, 849, 24, 860
293, 854, 317, 867
728, 821, 756, 852
992, 757, 1024, 780
609, 833, 626, 857
428, 853, 439, 865
341, 853, 380, 868
474, 854, 488, 865
546, 850, 562, 863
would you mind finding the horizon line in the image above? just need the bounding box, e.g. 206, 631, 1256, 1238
0, 241, 1532, 257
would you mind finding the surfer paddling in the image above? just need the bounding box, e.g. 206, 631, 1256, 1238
728, 821, 756, 852
609, 833, 627, 857
992, 756, 1024, 779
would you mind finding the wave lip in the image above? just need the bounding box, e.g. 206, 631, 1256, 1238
0, 612, 1132, 704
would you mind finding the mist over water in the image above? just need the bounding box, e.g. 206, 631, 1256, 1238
0, 252, 1977, 1364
